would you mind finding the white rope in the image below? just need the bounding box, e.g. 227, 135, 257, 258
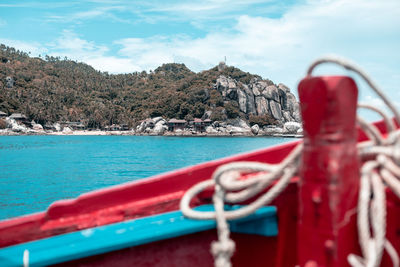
180, 56, 400, 267
179, 144, 302, 267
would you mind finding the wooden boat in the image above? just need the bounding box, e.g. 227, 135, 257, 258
0, 73, 399, 267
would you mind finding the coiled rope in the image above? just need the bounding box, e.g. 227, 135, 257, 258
180, 57, 400, 267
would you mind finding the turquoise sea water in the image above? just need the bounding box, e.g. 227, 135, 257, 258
0, 136, 292, 220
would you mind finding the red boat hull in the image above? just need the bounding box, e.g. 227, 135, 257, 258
0, 140, 300, 267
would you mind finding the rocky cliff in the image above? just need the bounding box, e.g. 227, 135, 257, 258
215, 75, 300, 124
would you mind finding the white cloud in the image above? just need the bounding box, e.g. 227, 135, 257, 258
48, 30, 108, 57
85, 57, 141, 73
45, 6, 128, 23
112, 0, 400, 103
44, 30, 140, 73
0, 39, 48, 55
150, 0, 273, 15
139, 0, 285, 26
0, 31, 139, 74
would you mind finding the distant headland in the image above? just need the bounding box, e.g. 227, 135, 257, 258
0, 44, 302, 137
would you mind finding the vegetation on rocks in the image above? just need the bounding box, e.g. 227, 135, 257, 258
248, 114, 278, 127
0, 44, 296, 129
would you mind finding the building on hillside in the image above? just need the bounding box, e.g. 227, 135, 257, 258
0, 111, 7, 118
9, 113, 30, 126
193, 118, 205, 132
9, 113, 27, 120
121, 124, 130, 131
105, 124, 119, 131
168, 119, 187, 131
10, 113, 29, 122
203, 119, 212, 127
105, 124, 129, 131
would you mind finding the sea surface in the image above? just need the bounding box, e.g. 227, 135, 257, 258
0, 135, 294, 220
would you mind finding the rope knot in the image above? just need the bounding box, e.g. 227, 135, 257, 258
211, 239, 236, 257
211, 239, 236, 267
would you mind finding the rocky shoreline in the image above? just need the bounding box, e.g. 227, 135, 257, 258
0, 116, 303, 138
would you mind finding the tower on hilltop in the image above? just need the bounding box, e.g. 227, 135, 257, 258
218, 56, 227, 71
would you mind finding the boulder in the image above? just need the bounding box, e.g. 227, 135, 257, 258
5, 76, 14, 88
251, 81, 267, 96
278, 88, 288, 110
219, 121, 227, 128
218, 127, 228, 134
32, 123, 44, 131
136, 118, 155, 133
283, 122, 302, 134
62, 127, 73, 134
256, 81, 269, 88
286, 93, 297, 113
262, 85, 280, 102
228, 118, 250, 129
228, 80, 236, 89
153, 122, 167, 135
6, 118, 27, 133
228, 126, 251, 135
263, 126, 284, 135
252, 86, 261, 96
282, 111, 293, 122
237, 88, 248, 113
250, 77, 261, 84
292, 105, 301, 122
136, 121, 146, 133
54, 123, 61, 132
297, 127, 304, 135
269, 100, 283, 120
13, 124, 27, 133
278, 83, 291, 93
212, 74, 302, 126
216, 76, 229, 90
152, 117, 164, 124
252, 81, 269, 94
251, 124, 259, 135
242, 85, 256, 115
257, 129, 266, 135
206, 126, 218, 134
255, 96, 269, 115
216, 76, 238, 101
202, 110, 212, 120
226, 89, 237, 101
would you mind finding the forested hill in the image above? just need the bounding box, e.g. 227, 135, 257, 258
0, 44, 299, 128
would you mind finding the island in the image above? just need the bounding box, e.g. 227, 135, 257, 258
0, 44, 302, 137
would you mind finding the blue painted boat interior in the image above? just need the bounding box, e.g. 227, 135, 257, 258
0, 205, 277, 267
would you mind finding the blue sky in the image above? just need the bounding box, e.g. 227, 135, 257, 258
0, 0, 399, 116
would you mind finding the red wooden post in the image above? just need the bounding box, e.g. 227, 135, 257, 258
297, 76, 360, 267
